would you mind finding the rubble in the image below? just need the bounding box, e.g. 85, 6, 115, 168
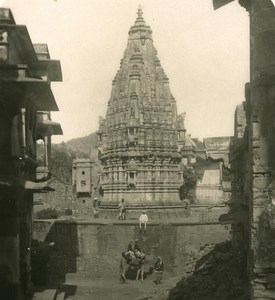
168, 241, 250, 300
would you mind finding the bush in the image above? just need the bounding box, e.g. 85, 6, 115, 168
35, 208, 59, 219
179, 165, 197, 202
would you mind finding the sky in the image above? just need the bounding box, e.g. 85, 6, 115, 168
3, 0, 252, 143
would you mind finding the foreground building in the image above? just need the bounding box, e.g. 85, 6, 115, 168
97, 7, 186, 206
0, 9, 62, 299
214, 0, 275, 298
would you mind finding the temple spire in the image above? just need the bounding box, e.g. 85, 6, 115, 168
129, 6, 152, 38
137, 5, 143, 18
98, 7, 184, 206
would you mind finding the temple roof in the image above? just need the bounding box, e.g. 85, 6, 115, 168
128, 6, 152, 38
99, 7, 186, 160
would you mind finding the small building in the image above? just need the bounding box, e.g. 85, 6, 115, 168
204, 136, 232, 167
72, 159, 93, 197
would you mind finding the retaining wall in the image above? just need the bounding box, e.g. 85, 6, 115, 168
32, 218, 230, 283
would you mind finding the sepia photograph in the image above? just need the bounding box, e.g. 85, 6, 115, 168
0, 0, 274, 299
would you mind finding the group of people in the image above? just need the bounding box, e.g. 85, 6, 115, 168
119, 239, 164, 284
120, 239, 146, 282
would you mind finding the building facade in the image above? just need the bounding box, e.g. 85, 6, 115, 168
214, 0, 275, 298
0, 9, 62, 299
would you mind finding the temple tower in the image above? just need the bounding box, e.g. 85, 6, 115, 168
97, 7, 186, 206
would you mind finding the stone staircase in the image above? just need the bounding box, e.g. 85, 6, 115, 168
97, 204, 189, 221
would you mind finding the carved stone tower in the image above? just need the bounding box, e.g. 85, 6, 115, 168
97, 7, 186, 206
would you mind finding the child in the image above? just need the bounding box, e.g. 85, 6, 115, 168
154, 256, 164, 284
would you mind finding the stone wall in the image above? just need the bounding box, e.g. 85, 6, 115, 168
33, 179, 73, 217
246, 1, 275, 298
73, 203, 228, 222
32, 220, 230, 283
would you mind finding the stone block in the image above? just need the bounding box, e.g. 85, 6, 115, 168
253, 140, 261, 148
267, 283, 275, 289
252, 122, 260, 140
253, 282, 267, 290
55, 292, 66, 300
253, 177, 270, 190
253, 165, 270, 174
254, 289, 275, 299
32, 289, 57, 300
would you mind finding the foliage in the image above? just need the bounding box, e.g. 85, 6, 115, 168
50, 142, 88, 184
49, 131, 103, 187
66, 132, 99, 153
179, 165, 198, 202
35, 208, 59, 219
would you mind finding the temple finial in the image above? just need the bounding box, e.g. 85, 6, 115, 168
137, 5, 143, 18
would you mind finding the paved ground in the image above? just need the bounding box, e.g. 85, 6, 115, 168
64, 273, 180, 300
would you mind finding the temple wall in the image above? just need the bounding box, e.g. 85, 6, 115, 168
195, 185, 224, 204
101, 190, 181, 205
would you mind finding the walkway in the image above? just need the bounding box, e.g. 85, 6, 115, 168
63, 273, 180, 300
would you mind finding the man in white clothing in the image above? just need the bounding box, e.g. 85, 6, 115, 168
139, 210, 148, 234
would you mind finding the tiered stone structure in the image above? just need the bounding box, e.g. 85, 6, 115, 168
97, 7, 186, 206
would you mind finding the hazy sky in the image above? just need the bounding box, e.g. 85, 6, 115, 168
3, 0, 251, 143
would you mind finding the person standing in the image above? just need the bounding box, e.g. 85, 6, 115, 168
154, 256, 164, 284
139, 210, 148, 234
127, 241, 133, 252
133, 239, 141, 251
118, 198, 126, 220
135, 250, 145, 282
120, 252, 128, 283
93, 198, 99, 218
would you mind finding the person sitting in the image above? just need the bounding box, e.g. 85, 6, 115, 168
139, 210, 148, 234
154, 256, 164, 284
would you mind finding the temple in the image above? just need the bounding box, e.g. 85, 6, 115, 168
97, 7, 187, 206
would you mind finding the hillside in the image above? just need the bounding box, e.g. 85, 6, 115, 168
49, 132, 99, 183
65, 132, 98, 156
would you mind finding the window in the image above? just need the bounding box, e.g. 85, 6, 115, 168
82, 171, 85, 175
81, 180, 86, 186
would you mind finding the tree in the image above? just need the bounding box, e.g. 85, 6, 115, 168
179, 165, 197, 203
50, 143, 76, 183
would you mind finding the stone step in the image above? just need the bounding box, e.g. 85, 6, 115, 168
32, 289, 57, 300
55, 291, 66, 300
